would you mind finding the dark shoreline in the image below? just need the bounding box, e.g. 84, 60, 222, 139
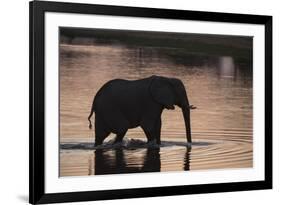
60, 27, 253, 66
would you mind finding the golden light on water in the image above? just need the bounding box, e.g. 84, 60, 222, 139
59, 41, 252, 176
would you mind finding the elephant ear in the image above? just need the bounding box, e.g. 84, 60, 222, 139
150, 77, 175, 110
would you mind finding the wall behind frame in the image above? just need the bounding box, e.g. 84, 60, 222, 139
0, 0, 279, 204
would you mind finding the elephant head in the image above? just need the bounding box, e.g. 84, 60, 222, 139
149, 76, 192, 143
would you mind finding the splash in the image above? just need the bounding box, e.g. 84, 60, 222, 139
60, 137, 213, 150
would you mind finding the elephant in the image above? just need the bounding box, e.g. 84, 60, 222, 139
88, 75, 195, 146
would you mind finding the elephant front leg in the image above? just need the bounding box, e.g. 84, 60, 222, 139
155, 119, 161, 145
141, 118, 162, 145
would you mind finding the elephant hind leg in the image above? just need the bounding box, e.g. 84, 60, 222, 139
114, 130, 127, 144
95, 129, 110, 146
95, 115, 110, 146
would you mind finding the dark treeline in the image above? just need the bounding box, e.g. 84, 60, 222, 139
60, 27, 253, 67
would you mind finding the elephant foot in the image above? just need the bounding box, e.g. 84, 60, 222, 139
147, 139, 160, 147
113, 140, 123, 147
113, 132, 126, 145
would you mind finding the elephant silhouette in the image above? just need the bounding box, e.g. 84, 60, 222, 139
88, 75, 195, 146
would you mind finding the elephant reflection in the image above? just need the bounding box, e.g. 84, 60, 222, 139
184, 147, 191, 171
93, 147, 191, 175
94, 148, 160, 175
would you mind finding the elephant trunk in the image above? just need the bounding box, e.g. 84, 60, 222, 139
181, 102, 192, 144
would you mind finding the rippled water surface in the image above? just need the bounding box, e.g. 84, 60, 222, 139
59, 37, 253, 176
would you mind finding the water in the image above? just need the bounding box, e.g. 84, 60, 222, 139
59, 42, 253, 177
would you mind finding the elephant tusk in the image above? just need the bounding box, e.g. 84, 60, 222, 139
189, 105, 197, 109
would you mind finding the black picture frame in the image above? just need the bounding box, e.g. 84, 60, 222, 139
29, 0, 272, 204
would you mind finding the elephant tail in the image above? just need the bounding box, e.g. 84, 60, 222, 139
88, 101, 96, 129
